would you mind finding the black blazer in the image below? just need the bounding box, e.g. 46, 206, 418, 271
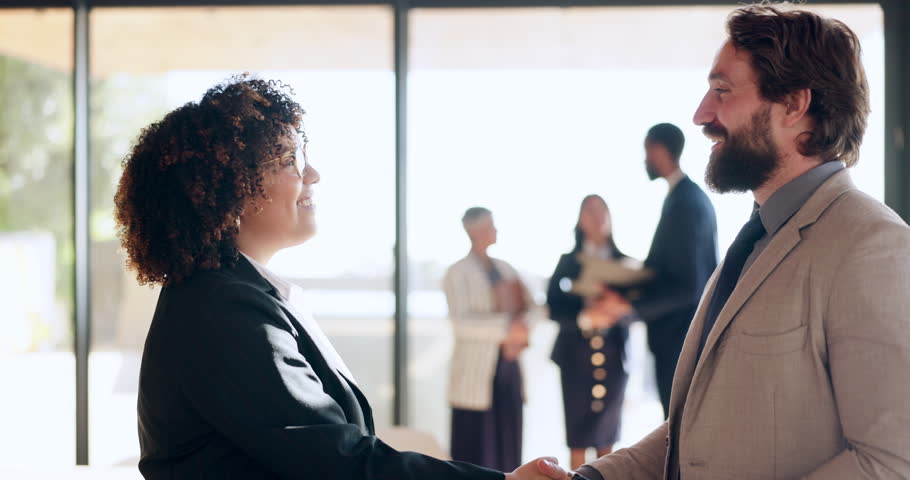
137, 256, 502, 480
635, 175, 718, 352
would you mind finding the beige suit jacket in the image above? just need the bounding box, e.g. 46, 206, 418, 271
587, 169, 910, 479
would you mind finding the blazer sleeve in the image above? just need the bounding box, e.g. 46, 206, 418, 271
443, 265, 511, 343
546, 254, 584, 328
177, 282, 504, 480
583, 421, 668, 480
801, 221, 910, 479
635, 193, 712, 322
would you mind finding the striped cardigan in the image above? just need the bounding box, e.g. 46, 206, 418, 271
442, 254, 532, 411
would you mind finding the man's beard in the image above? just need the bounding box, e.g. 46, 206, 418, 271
704, 105, 780, 194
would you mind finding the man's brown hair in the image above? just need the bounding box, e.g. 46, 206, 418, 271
727, 3, 870, 166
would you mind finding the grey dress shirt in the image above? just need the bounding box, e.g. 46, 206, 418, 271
742, 161, 845, 276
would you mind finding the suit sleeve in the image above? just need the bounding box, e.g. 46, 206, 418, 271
801, 221, 910, 479
546, 254, 584, 328
635, 194, 713, 322
177, 282, 504, 480
583, 421, 668, 479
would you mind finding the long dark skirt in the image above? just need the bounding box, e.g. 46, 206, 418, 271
557, 328, 628, 449
450, 349, 523, 472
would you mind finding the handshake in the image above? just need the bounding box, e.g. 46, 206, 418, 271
505, 457, 576, 480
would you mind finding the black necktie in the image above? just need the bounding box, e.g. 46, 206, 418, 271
697, 213, 766, 359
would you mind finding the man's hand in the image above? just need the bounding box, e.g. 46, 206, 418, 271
505, 457, 572, 480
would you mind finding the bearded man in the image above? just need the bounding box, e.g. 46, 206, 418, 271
573, 5, 910, 480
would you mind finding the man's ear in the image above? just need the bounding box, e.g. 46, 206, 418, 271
782, 88, 812, 128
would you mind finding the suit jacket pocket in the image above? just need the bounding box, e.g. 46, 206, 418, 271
735, 325, 807, 355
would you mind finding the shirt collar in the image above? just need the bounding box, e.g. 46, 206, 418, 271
757, 161, 845, 235
666, 169, 686, 193
240, 252, 293, 301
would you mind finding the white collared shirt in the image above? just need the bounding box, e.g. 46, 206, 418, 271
241, 253, 293, 301
240, 252, 356, 383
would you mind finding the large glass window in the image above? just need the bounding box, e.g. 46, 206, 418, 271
88, 6, 394, 465
407, 4, 883, 464
0, 8, 75, 469
0, 2, 888, 469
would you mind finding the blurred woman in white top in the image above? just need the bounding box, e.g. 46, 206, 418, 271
443, 207, 533, 472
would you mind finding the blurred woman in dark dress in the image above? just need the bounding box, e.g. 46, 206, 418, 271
546, 194, 633, 470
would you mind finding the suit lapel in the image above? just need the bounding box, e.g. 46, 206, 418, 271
338, 369, 375, 434
696, 226, 802, 365
230, 256, 371, 432
667, 268, 718, 421
276, 297, 372, 433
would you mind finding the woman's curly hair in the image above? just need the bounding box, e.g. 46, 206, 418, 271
114, 74, 305, 285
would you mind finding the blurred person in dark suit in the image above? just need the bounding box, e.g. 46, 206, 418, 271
635, 123, 718, 418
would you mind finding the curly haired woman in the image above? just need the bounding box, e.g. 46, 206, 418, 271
115, 75, 572, 480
